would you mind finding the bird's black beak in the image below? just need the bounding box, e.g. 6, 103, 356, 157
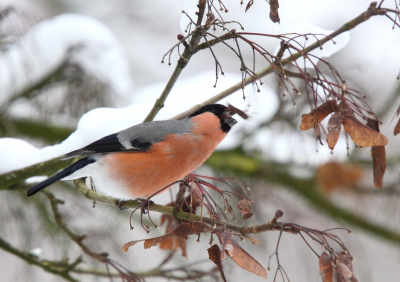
221, 104, 248, 127
222, 108, 238, 127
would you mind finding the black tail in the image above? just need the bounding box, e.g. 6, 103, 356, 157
27, 158, 95, 196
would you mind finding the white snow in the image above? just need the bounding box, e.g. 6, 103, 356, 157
0, 13, 134, 106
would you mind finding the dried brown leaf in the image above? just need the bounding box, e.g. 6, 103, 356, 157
245, 0, 254, 12
336, 252, 354, 279
159, 214, 187, 257
237, 199, 253, 220
122, 222, 212, 252
300, 100, 339, 131
208, 244, 226, 282
338, 252, 354, 270
366, 119, 386, 188
336, 262, 353, 279
316, 162, 362, 193
395, 118, 400, 136
319, 252, 333, 282
371, 146, 386, 188
342, 116, 388, 147
269, 0, 280, 23
218, 230, 231, 260
217, 230, 267, 279
326, 113, 341, 150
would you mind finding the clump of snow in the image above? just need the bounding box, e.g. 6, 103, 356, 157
0, 103, 152, 174
0, 13, 134, 106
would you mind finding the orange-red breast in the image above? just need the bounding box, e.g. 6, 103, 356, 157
27, 104, 237, 199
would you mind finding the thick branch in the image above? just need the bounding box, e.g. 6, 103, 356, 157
73, 178, 301, 235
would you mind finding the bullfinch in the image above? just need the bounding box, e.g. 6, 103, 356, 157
27, 104, 238, 199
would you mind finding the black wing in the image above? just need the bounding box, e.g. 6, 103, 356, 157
64, 133, 152, 158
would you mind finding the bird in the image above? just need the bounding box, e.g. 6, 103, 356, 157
27, 104, 239, 199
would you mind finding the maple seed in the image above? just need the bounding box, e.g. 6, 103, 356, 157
269, 0, 280, 23
300, 100, 339, 131
217, 230, 267, 279
316, 162, 362, 192
208, 245, 227, 282
326, 113, 341, 150
394, 118, 400, 136
122, 222, 212, 252
342, 116, 388, 147
367, 118, 386, 188
319, 252, 333, 282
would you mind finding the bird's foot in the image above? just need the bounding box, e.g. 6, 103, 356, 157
117, 200, 127, 210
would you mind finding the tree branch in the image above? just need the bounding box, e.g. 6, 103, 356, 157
172, 4, 391, 120
0, 236, 80, 282
0, 157, 72, 190
143, 1, 210, 122
44, 191, 109, 262
73, 178, 303, 235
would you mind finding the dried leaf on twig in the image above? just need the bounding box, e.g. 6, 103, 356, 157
245, 0, 254, 12
269, 0, 280, 23
342, 116, 388, 147
300, 100, 339, 131
367, 119, 386, 188
208, 244, 227, 282
394, 118, 400, 136
326, 113, 341, 150
159, 214, 187, 257
371, 145, 386, 188
336, 252, 354, 280
316, 162, 362, 192
394, 105, 400, 136
217, 230, 267, 279
122, 222, 212, 252
319, 252, 333, 282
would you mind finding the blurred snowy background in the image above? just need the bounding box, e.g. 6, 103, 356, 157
0, 0, 399, 281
